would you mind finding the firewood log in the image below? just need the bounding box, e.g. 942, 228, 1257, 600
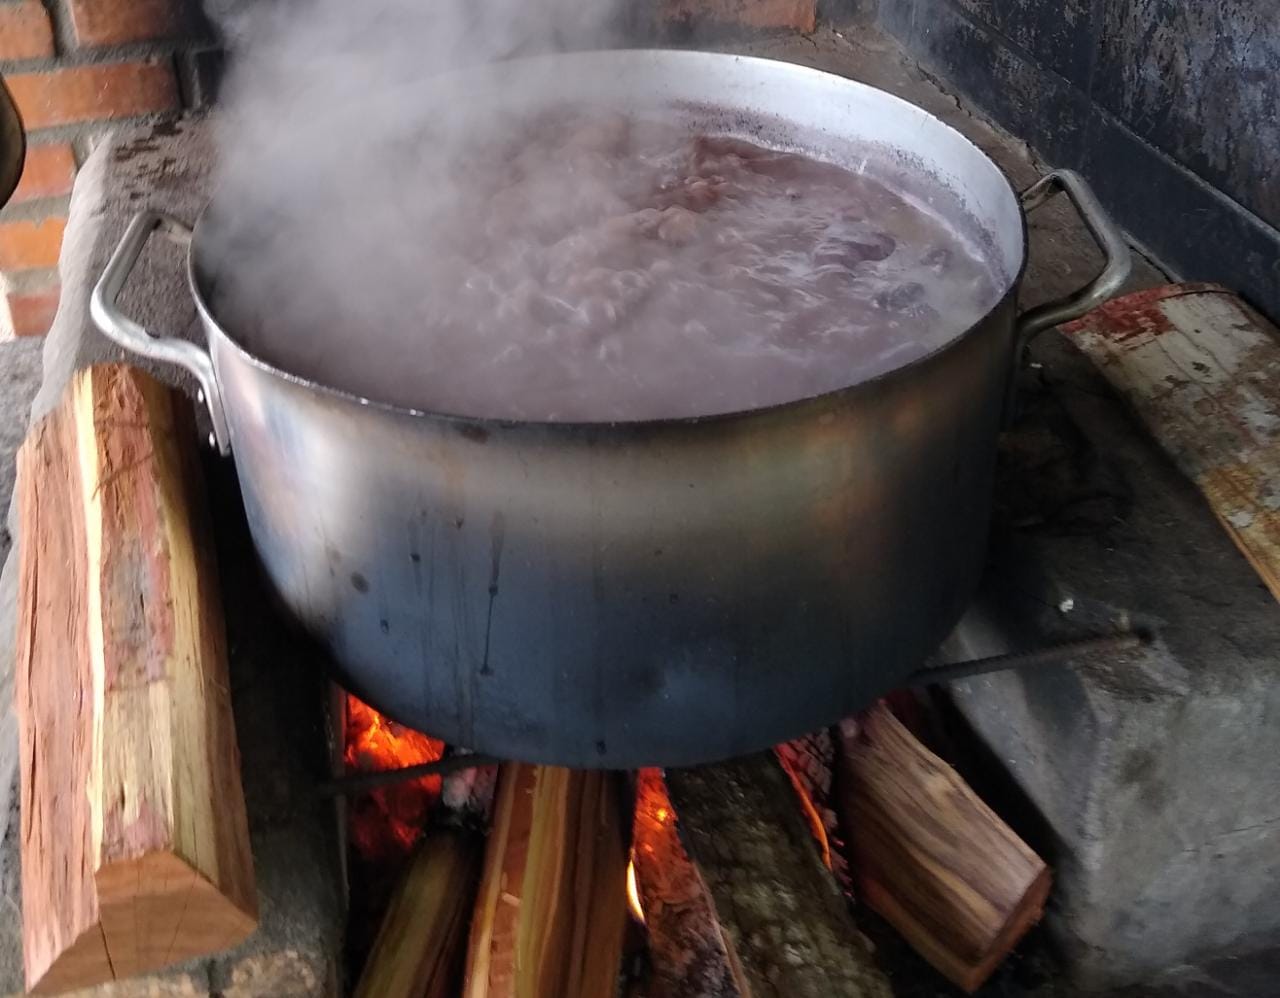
665, 753, 893, 998
463, 764, 630, 998
631, 768, 739, 998
836, 704, 1051, 993
355, 828, 484, 998
16, 365, 257, 994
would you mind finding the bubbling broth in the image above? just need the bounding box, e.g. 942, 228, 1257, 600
219, 106, 1007, 421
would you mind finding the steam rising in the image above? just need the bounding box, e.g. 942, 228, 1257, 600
204, 0, 1003, 421
210, 0, 627, 240
206, 0, 631, 409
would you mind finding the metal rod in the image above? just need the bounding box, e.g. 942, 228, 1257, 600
317, 752, 502, 797
321, 632, 1149, 794
908, 630, 1150, 688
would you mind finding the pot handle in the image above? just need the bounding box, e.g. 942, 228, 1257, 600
1015, 169, 1131, 357
90, 210, 231, 455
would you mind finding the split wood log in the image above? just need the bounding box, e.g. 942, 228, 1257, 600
16, 364, 257, 994
631, 768, 739, 998
836, 704, 1051, 993
665, 753, 893, 998
355, 828, 485, 998
463, 764, 630, 998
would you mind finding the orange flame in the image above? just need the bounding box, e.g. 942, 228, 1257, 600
626, 856, 644, 924
344, 693, 446, 860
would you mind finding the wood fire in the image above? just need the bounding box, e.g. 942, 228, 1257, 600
344, 693, 447, 860
336, 700, 1051, 997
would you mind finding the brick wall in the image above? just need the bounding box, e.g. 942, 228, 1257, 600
655, 0, 816, 37
0, 0, 219, 338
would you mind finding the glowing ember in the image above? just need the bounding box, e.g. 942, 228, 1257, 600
344, 693, 446, 860
776, 751, 834, 872
776, 733, 851, 889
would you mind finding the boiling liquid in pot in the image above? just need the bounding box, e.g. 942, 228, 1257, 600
222, 107, 1005, 421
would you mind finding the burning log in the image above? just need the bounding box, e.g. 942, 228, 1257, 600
15, 365, 256, 993
631, 768, 740, 998
355, 828, 485, 998
775, 731, 847, 885
665, 753, 893, 998
464, 764, 630, 998
344, 692, 449, 862
836, 704, 1051, 993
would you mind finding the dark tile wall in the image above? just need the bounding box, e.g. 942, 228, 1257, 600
877, 0, 1280, 322
1094, 1, 1279, 229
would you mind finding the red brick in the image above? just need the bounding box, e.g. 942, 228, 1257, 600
6, 62, 179, 130
0, 1, 55, 60
67, 0, 184, 47
6, 283, 60, 336
10, 143, 77, 204
0, 216, 66, 271
660, 0, 816, 32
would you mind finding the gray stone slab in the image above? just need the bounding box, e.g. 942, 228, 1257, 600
939, 326, 1280, 990
0, 115, 343, 997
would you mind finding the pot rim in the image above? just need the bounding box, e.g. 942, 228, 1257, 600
188, 49, 1030, 433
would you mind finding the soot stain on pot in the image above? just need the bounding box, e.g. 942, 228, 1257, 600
479, 512, 506, 677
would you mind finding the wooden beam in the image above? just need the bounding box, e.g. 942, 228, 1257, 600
1064, 284, 1280, 602
355, 828, 484, 998
665, 753, 893, 998
463, 764, 629, 998
836, 704, 1050, 993
17, 364, 257, 994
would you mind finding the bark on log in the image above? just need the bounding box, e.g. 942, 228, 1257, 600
665, 753, 893, 998
836, 704, 1051, 993
463, 764, 630, 998
16, 365, 257, 994
355, 828, 485, 998
632, 768, 739, 998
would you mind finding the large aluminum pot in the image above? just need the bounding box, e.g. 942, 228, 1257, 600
91, 51, 1129, 767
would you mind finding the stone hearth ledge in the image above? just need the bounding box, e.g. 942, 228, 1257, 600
0, 116, 344, 997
